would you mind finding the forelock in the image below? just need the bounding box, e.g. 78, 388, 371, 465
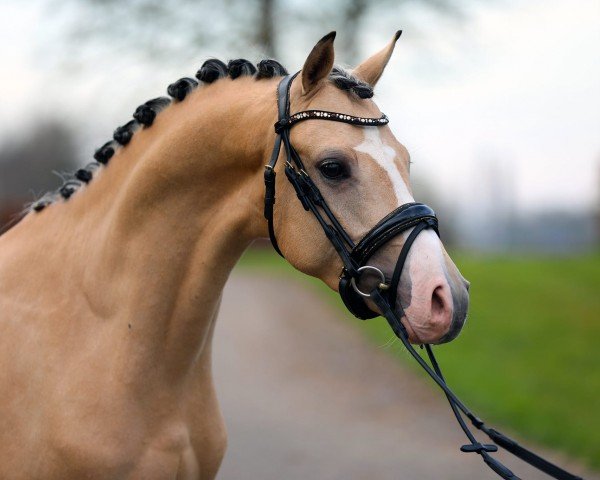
329, 67, 374, 99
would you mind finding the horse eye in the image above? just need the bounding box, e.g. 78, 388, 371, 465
319, 161, 347, 180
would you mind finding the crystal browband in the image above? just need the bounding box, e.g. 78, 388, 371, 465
275, 110, 388, 133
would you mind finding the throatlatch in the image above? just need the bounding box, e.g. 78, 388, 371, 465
263, 73, 582, 480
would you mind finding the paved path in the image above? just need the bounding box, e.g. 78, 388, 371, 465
214, 272, 595, 480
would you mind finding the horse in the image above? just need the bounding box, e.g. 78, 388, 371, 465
0, 32, 469, 479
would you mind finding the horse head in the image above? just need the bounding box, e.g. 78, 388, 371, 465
269, 32, 470, 344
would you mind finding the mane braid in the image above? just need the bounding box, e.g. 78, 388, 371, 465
329, 67, 374, 99
196, 59, 228, 83
74, 162, 102, 185
227, 59, 256, 79
59, 179, 84, 200
94, 141, 116, 165
113, 120, 140, 146
75, 168, 93, 183
256, 59, 288, 79
133, 97, 171, 127
32, 194, 54, 212
27, 56, 369, 217
167, 78, 198, 101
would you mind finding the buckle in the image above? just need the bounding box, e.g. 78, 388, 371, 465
274, 118, 289, 133
460, 443, 498, 453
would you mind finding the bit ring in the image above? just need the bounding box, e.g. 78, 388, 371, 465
350, 266, 388, 298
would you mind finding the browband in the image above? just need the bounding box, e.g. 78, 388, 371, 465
275, 109, 388, 133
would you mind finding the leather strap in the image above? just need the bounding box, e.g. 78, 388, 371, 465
387, 221, 430, 309
264, 74, 298, 257
371, 289, 582, 480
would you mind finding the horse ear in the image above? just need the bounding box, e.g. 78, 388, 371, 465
301, 32, 336, 95
353, 31, 402, 87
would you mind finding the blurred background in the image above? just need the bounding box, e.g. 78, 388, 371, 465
0, 0, 598, 476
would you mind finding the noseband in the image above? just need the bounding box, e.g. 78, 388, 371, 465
262, 73, 581, 480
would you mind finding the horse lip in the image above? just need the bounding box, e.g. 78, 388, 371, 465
435, 304, 468, 344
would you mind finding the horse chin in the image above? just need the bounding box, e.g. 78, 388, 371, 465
436, 310, 467, 344
401, 318, 453, 345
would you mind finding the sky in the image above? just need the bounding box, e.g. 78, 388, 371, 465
0, 0, 598, 218
378, 0, 600, 214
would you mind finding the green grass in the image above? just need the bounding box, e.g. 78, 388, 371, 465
237, 248, 600, 470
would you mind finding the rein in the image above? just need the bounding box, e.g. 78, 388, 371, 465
263, 73, 582, 480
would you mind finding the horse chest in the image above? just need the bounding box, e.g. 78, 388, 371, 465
0, 344, 224, 480
0, 404, 221, 480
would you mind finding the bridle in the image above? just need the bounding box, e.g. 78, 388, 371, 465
263, 73, 582, 480
264, 73, 439, 319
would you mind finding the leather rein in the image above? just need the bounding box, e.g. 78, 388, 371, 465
262, 73, 582, 480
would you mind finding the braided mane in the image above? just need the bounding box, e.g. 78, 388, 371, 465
30, 59, 372, 213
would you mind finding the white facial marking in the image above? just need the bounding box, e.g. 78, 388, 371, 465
409, 229, 446, 275
354, 127, 414, 205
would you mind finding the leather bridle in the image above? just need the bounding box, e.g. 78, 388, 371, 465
263, 73, 582, 480
265, 73, 439, 319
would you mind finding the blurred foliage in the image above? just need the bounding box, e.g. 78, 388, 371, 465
237, 247, 600, 470
50, 0, 470, 65
0, 121, 78, 231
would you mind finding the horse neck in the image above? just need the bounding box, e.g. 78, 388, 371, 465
1, 76, 276, 382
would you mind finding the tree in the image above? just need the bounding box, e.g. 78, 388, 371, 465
51, 0, 469, 66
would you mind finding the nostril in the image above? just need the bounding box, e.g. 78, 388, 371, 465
463, 279, 471, 292
431, 286, 446, 316
429, 283, 453, 334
